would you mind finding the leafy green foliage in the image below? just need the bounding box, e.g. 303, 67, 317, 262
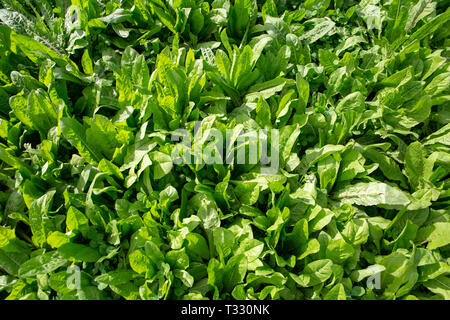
0, 0, 449, 300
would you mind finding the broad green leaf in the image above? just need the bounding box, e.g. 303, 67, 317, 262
129, 249, 155, 276
29, 191, 56, 248
324, 283, 346, 300
290, 259, 333, 287
18, 251, 68, 278
223, 254, 248, 292
333, 182, 410, 209
60, 117, 102, 164
58, 243, 101, 263
416, 222, 450, 250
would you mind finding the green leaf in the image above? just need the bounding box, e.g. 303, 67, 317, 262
60, 117, 102, 164
66, 206, 89, 236
185, 233, 210, 261
318, 155, 340, 191
290, 259, 333, 287
29, 191, 56, 248
9, 95, 33, 128
98, 159, 123, 180
404, 9, 450, 48
81, 50, 94, 75
416, 222, 450, 250
299, 18, 335, 44
333, 182, 411, 209
213, 227, 235, 262
223, 254, 248, 292
255, 96, 271, 128
27, 89, 58, 135
325, 238, 354, 264
362, 147, 406, 184
47, 231, 71, 248
245, 78, 288, 100
341, 218, 370, 246
324, 283, 346, 300
129, 249, 155, 276
18, 251, 68, 278
0, 250, 28, 276
423, 276, 450, 300
58, 243, 101, 263
150, 151, 173, 179
350, 265, 386, 282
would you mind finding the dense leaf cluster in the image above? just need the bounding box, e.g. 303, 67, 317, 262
0, 0, 449, 300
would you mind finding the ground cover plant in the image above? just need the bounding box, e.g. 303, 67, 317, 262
0, 0, 449, 300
